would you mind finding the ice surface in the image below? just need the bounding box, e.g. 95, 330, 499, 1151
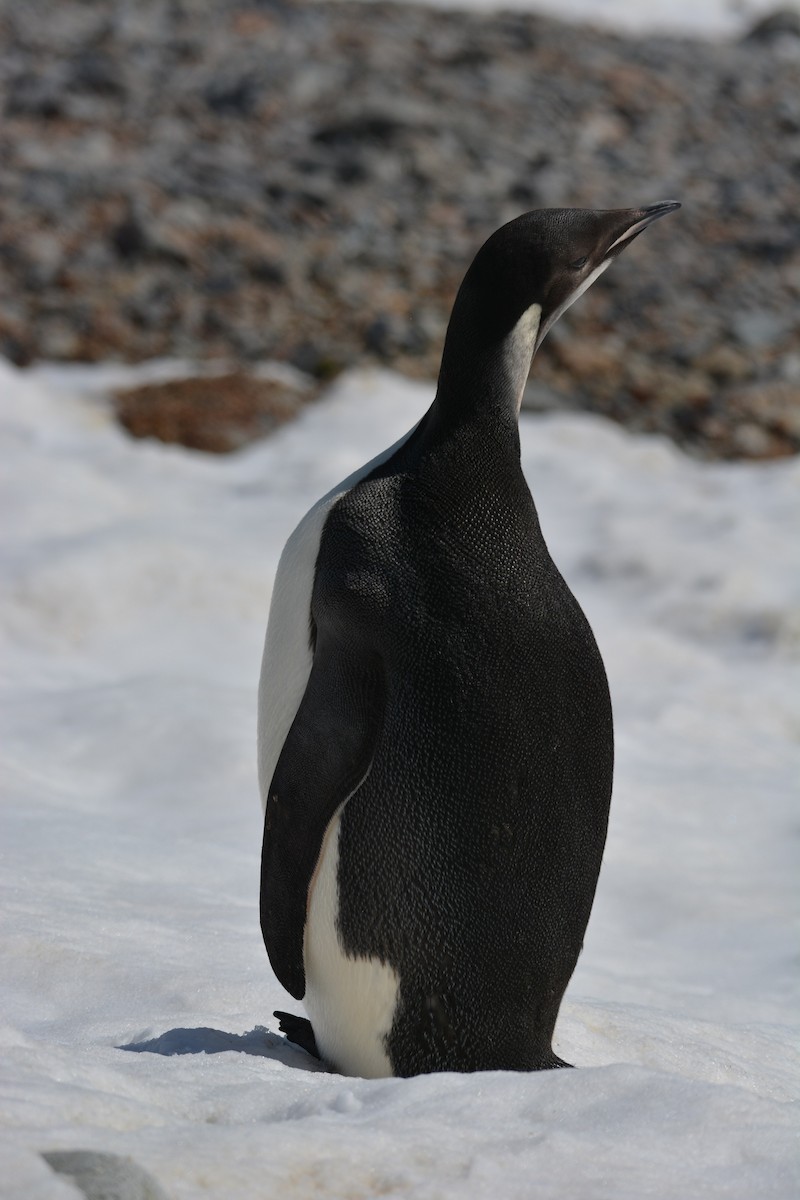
328, 0, 800, 38
1, 359, 798, 1198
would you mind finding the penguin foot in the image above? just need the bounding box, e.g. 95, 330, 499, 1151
548, 1053, 573, 1069
274, 1010, 320, 1059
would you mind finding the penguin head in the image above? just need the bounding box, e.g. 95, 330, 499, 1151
464, 202, 681, 353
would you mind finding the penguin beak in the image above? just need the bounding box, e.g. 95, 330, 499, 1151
604, 200, 681, 258
532, 200, 681, 355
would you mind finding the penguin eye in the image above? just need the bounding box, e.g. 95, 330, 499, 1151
570, 256, 589, 270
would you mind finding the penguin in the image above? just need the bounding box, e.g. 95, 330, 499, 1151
258, 202, 680, 1078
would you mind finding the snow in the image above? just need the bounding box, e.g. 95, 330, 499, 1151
336, 0, 800, 39
1, 356, 798, 1198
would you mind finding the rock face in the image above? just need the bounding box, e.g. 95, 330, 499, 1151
1, 0, 798, 459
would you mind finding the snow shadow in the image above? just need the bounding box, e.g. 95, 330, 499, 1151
119, 1024, 325, 1072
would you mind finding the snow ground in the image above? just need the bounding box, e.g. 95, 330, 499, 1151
338, 0, 800, 38
1, 357, 798, 1198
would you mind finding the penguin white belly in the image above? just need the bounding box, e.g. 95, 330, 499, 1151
303, 807, 400, 1078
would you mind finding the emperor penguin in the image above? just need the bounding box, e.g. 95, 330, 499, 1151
258, 202, 680, 1077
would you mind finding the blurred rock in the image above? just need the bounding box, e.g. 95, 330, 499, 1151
114, 372, 316, 453
744, 9, 800, 42
731, 310, 792, 350
0, 0, 798, 459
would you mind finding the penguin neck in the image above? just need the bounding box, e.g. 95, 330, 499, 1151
430, 289, 542, 439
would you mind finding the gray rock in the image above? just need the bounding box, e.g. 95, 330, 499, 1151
5, 69, 66, 118
744, 8, 800, 42
42, 1151, 170, 1200
0, 0, 797, 460
731, 310, 790, 350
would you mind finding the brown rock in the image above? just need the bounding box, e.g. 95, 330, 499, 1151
696, 344, 752, 383
114, 373, 316, 453
729, 379, 800, 444
549, 336, 623, 382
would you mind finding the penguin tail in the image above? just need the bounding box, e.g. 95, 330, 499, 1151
274, 1010, 320, 1059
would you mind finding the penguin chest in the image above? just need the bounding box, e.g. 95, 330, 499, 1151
304, 807, 400, 1079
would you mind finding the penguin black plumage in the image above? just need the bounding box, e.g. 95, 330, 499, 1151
258, 202, 680, 1077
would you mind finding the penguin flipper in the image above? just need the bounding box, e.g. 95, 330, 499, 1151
260, 641, 385, 1000
274, 1010, 320, 1059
